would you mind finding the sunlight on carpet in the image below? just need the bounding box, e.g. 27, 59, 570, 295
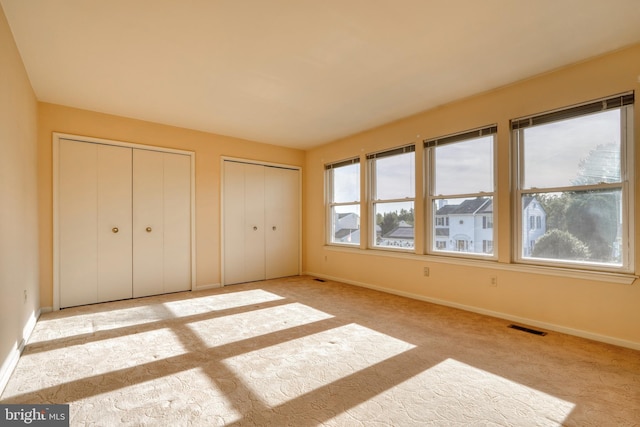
185, 302, 333, 347
72, 367, 243, 426
328, 358, 576, 426
28, 305, 171, 342
161, 289, 285, 317
15, 328, 188, 395
223, 323, 416, 407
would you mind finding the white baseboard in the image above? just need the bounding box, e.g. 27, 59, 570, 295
194, 283, 222, 291
0, 308, 41, 395
305, 271, 640, 352
0, 341, 21, 396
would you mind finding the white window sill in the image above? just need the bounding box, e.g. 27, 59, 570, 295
323, 245, 637, 285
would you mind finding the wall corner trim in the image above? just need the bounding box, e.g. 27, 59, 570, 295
194, 283, 223, 291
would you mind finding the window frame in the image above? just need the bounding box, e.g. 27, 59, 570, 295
325, 157, 361, 247
424, 125, 498, 259
511, 92, 635, 272
367, 144, 416, 251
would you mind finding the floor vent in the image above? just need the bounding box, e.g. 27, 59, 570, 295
508, 324, 547, 336
313, 278, 326, 282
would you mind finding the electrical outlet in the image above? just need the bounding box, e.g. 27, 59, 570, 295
423, 267, 430, 277
489, 276, 498, 287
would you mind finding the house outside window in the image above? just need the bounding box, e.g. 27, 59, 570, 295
512, 92, 634, 270
368, 145, 415, 250
326, 158, 360, 245
425, 125, 497, 257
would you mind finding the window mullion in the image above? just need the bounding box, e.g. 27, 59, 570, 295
373, 197, 416, 204
431, 191, 494, 200
520, 182, 623, 195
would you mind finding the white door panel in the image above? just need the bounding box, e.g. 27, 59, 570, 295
163, 153, 191, 293
223, 161, 247, 285
133, 149, 165, 297
244, 163, 266, 282
223, 162, 265, 284
265, 167, 300, 279
59, 140, 99, 308
97, 144, 133, 303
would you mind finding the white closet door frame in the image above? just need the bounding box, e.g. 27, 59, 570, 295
221, 156, 302, 286
53, 132, 196, 311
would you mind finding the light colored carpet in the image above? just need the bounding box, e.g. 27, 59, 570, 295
2, 276, 639, 426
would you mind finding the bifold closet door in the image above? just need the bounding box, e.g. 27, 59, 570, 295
58, 140, 132, 308
265, 167, 299, 279
223, 161, 299, 285
133, 149, 191, 297
223, 161, 266, 285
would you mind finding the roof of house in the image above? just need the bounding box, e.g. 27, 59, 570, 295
338, 212, 357, 219
334, 228, 358, 239
436, 197, 491, 215
382, 222, 414, 239
523, 196, 536, 210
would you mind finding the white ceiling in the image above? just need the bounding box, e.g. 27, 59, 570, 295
3, 1, 640, 149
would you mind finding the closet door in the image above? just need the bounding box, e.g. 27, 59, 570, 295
223, 161, 265, 285
223, 161, 299, 285
59, 140, 132, 308
162, 153, 192, 293
244, 163, 266, 281
133, 149, 191, 297
132, 150, 164, 297
97, 145, 133, 302
265, 167, 300, 279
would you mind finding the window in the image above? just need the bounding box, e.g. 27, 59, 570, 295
483, 216, 493, 229
436, 217, 449, 226
512, 92, 634, 270
425, 125, 497, 256
368, 145, 415, 250
326, 158, 360, 245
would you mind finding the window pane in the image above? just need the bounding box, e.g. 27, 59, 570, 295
434, 136, 493, 195
522, 110, 621, 189
432, 197, 493, 255
332, 163, 360, 203
374, 201, 414, 249
522, 189, 622, 265
331, 204, 360, 245
374, 152, 415, 200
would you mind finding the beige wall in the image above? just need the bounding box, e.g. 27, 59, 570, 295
0, 5, 39, 389
38, 103, 305, 308
304, 44, 640, 349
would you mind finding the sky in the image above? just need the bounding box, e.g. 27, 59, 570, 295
522, 109, 621, 188
332, 108, 624, 215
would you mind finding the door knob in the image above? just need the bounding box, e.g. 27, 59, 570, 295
112, 227, 119, 233
253, 226, 258, 231
146, 227, 152, 232
272, 226, 277, 231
